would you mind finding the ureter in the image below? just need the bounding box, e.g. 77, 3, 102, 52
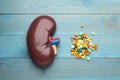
51, 45, 57, 55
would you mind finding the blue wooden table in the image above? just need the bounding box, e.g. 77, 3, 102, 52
0, 0, 120, 80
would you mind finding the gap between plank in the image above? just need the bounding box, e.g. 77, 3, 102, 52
0, 13, 120, 15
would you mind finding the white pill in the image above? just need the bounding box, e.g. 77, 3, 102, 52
92, 32, 95, 36
90, 43, 93, 45
71, 45, 75, 48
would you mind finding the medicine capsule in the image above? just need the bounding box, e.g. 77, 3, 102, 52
89, 43, 93, 46
75, 33, 79, 37
88, 48, 92, 53
70, 32, 98, 61
83, 33, 87, 38
92, 32, 95, 36
94, 44, 98, 50
89, 38, 92, 41
86, 56, 90, 61
81, 53, 86, 59
75, 54, 81, 59
81, 24, 85, 28
71, 45, 75, 49
79, 32, 83, 36
90, 47, 94, 51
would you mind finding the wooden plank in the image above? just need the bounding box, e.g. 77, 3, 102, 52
0, 35, 120, 58
0, 0, 120, 14
0, 15, 120, 36
0, 59, 120, 80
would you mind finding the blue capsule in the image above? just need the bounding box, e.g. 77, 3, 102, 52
86, 56, 91, 61
88, 48, 92, 53
79, 32, 83, 36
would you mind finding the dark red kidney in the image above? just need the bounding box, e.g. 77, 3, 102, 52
27, 16, 56, 67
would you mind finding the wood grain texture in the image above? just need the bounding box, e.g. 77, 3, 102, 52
0, 59, 120, 80
0, 0, 120, 14
0, 15, 120, 36
0, 0, 120, 80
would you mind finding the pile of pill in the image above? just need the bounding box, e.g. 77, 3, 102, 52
70, 32, 98, 61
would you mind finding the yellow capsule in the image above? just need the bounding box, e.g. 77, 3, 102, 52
72, 51, 78, 55
77, 47, 80, 49
75, 48, 78, 51
84, 45, 88, 49
76, 43, 80, 47
71, 49, 76, 55
78, 40, 81, 43
72, 41, 75, 45
89, 38, 92, 41
81, 53, 86, 59
75, 52, 79, 55
81, 24, 85, 28
90, 47, 94, 51
82, 44, 85, 47
75, 33, 79, 37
